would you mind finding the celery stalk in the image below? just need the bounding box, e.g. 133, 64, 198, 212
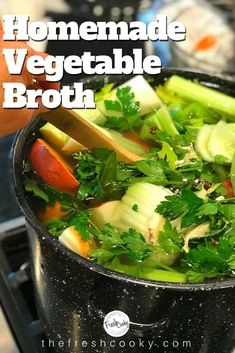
108, 262, 187, 283
230, 153, 235, 194
166, 75, 235, 118
156, 106, 179, 137
141, 268, 187, 283
140, 106, 179, 141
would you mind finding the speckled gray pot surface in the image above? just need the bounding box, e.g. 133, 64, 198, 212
13, 69, 235, 353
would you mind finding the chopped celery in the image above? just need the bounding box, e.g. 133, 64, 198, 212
140, 106, 179, 141
139, 111, 159, 141
169, 103, 185, 122
208, 121, 235, 163
139, 122, 157, 142
108, 261, 187, 283
195, 124, 214, 162
228, 123, 235, 133
156, 85, 183, 105
158, 141, 178, 170
168, 102, 217, 130
95, 83, 114, 102
141, 267, 187, 283
156, 106, 179, 137
183, 102, 217, 124
166, 75, 235, 118
230, 153, 235, 194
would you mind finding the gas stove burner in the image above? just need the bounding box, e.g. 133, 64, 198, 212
0, 217, 50, 353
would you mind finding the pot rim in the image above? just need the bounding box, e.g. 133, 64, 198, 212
12, 68, 235, 291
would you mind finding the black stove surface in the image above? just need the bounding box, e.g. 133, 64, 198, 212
0, 218, 51, 353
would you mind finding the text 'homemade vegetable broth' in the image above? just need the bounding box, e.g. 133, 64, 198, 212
24, 75, 235, 284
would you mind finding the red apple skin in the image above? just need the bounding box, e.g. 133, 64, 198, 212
122, 131, 151, 153
29, 138, 79, 195
223, 179, 234, 198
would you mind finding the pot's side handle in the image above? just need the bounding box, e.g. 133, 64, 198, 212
87, 292, 176, 332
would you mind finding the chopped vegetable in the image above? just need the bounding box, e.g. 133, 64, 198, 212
59, 226, 96, 257
103, 86, 142, 131
99, 76, 161, 118
208, 121, 235, 163
110, 182, 173, 244
154, 106, 179, 137
166, 75, 235, 117
195, 124, 214, 162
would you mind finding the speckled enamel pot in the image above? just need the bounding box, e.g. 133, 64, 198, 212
13, 69, 235, 353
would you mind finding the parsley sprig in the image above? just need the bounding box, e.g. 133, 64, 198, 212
156, 189, 204, 228
185, 233, 235, 283
156, 189, 235, 229
104, 86, 142, 131
90, 224, 154, 263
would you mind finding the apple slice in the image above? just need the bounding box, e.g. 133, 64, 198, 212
90, 200, 121, 229
61, 137, 87, 155
29, 138, 79, 194
40, 122, 86, 155
59, 226, 96, 258
40, 123, 69, 149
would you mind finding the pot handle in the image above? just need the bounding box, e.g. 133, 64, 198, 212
87, 293, 176, 331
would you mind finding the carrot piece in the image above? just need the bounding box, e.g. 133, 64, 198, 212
195, 35, 218, 51
37, 201, 66, 223
59, 226, 96, 258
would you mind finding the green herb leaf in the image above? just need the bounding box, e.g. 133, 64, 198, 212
185, 236, 233, 281
158, 220, 183, 254
22, 161, 31, 173
156, 189, 203, 227
158, 141, 178, 170
24, 178, 49, 202
135, 160, 167, 185
104, 86, 142, 131
95, 83, 114, 102
44, 218, 68, 237
104, 100, 122, 112
89, 249, 114, 265
68, 211, 91, 241
156, 195, 188, 220
197, 203, 219, 216
120, 228, 154, 261
73, 149, 118, 203
214, 155, 230, 165
92, 224, 154, 262
132, 204, 139, 212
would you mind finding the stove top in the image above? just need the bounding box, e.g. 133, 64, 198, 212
0, 217, 52, 353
